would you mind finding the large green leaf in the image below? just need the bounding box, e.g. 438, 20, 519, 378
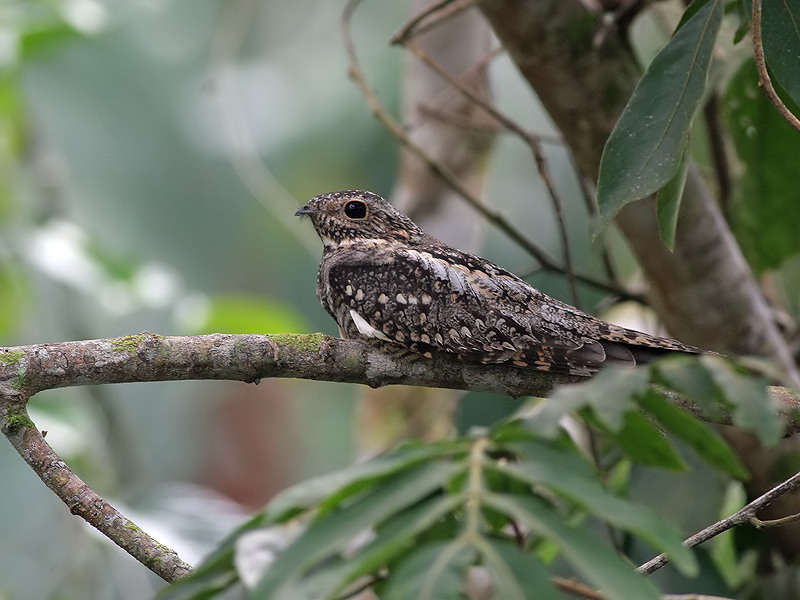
381, 541, 476, 600
526, 366, 651, 437
700, 356, 783, 445
651, 356, 722, 418
485, 493, 662, 600
264, 442, 462, 522
250, 460, 460, 598
481, 539, 563, 600
761, 0, 800, 107
337, 494, 463, 588
639, 388, 748, 478
656, 144, 690, 249
605, 409, 688, 470
724, 59, 800, 272
596, 0, 723, 229
501, 441, 697, 575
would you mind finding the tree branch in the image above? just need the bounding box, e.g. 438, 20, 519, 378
2, 332, 799, 582
638, 469, 800, 575
0, 332, 578, 398
2, 408, 193, 582
751, 0, 800, 133
0, 332, 579, 581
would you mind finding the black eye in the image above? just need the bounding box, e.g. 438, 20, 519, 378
344, 200, 367, 219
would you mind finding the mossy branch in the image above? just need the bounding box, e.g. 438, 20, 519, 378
0, 331, 577, 583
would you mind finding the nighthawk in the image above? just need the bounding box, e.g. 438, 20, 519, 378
296, 190, 701, 376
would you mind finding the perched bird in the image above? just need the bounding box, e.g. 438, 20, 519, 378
296, 190, 701, 376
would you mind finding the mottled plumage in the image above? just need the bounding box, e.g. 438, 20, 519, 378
296, 190, 701, 376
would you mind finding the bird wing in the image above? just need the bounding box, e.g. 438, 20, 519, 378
324, 242, 696, 375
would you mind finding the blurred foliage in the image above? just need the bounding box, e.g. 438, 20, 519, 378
1, 0, 799, 599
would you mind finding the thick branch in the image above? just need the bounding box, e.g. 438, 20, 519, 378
0, 332, 578, 398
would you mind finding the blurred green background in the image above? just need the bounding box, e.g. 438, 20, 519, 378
1, 1, 412, 597
0, 1, 755, 598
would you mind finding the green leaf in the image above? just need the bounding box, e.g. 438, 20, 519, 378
528, 366, 651, 437
485, 493, 662, 600
596, 0, 723, 230
761, 0, 800, 107
481, 540, 563, 600
607, 410, 688, 470
501, 441, 696, 575
639, 388, 748, 478
381, 541, 476, 600
652, 355, 721, 418
724, 59, 800, 272
656, 144, 690, 249
700, 356, 783, 445
264, 442, 461, 522
250, 460, 461, 599
338, 494, 464, 589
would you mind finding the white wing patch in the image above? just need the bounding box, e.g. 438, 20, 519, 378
403, 248, 535, 300
405, 250, 470, 295
349, 309, 391, 341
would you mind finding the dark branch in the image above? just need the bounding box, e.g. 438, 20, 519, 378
638, 470, 800, 575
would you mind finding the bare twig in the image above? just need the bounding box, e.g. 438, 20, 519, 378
344, 0, 630, 301
343, 0, 551, 267
2, 406, 192, 582
703, 93, 732, 210
748, 511, 800, 529
552, 575, 605, 599
2, 332, 800, 582
391, 0, 475, 44
752, 0, 800, 133
638, 470, 800, 575
397, 40, 582, 306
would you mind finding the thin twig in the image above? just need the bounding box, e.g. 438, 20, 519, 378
402, 39, 580, 305
703, 93, 731, 210
343, 0, 549, 267
748, 511, 800, 529
638, 470, 800, 575
551, 575, 605, 600
343, 0, 629, 300
391, 0, 475, 44
752, 0, 800, 133
209, 0, 318, 256
566, 154, 625, 290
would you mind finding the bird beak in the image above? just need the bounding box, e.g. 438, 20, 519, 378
295, 206, 313, 217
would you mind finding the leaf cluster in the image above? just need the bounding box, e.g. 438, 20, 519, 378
159, 356, 781, 600
597, 0, 800, 270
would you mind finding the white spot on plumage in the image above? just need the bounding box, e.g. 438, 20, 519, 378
349, 309, 391, 342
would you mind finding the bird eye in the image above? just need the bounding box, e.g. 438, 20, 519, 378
343, 200, 367, 219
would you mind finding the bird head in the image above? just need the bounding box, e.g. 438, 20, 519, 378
295, 190, 428, 249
